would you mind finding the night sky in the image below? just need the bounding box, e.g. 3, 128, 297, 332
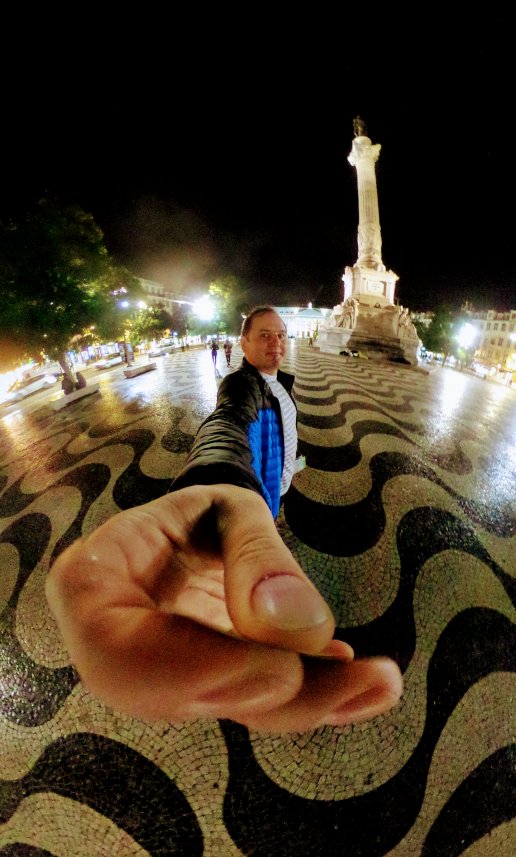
3, 11, 515, 313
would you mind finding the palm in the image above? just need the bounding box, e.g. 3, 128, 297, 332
104, 505, 236, 637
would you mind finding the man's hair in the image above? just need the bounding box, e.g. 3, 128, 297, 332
241, 305, 283, 337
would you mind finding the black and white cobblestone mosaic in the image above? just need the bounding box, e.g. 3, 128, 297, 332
0, 343, 514, 855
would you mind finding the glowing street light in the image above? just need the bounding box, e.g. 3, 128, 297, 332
193, 296, 215, 321
457, 322, 477, 349
118, 299, 147, 310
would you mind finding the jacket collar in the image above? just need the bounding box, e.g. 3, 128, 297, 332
241, 357, 294, 393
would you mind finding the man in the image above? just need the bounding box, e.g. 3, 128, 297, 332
210, 339, 219, 367
171, 306, 298, 519
45, 308, 403, 733
223, 338, 233, 367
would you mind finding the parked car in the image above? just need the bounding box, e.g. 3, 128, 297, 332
94, 354, 124, 369
471, 362, 489, 378
148, 343, 177, 357
1, 372, 59, 405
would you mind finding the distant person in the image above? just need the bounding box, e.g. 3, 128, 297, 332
210, 339, 219, 367
223, 338, 233, 367
62, 371, 87, 395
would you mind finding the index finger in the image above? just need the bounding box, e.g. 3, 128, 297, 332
182, 485, 345, 655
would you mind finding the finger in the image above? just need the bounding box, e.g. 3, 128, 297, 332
238, 656, 403, 734
317, 638, 355, 661
145, 485, 345, 656
130, 487, 352, 659
209, 487, 344, 655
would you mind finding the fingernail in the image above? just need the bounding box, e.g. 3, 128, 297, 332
252, 575, 329, 630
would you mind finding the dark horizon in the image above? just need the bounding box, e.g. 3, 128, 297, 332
2, 12, 515, 315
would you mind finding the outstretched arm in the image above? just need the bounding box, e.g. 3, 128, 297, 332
46, 486, 402, 733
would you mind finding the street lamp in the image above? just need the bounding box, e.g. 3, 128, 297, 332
455, 322, 478, 369
117, 299, 147, 363
457, 322, 476, 349
118, 299, 147, 310
193, 296, 215, 321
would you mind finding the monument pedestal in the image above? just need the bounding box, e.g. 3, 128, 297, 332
317, 300, 421, 365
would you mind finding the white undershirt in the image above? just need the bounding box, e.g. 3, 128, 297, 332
261, 372, 297, 495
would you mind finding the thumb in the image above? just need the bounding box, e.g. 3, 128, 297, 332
214, 486, 351, 657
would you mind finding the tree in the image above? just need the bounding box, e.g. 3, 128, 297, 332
129, 306, 174, 347
0, 197, 142, 385
207, 276, 247, 335
416, 305, 458, 364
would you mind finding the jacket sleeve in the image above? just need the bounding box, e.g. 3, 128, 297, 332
169, 372, 264, 497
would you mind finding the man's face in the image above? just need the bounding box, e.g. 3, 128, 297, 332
241, 311, 288, 374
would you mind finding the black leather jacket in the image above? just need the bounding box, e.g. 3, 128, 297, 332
170, 358, 296, 517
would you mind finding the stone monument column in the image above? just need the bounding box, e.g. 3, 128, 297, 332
341, 116, 397, 308
316, 116, 421, 366
348, 134, 383, 269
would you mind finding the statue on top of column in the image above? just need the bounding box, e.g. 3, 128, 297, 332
353, 115, 367, 137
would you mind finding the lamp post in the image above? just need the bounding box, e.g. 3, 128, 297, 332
456, 322, 477, 369
118, 299, 147, 363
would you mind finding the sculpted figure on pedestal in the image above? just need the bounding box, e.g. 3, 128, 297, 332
353, 115, 366, 137
340, 305, 354, 329
327, 304, 344, 327
328, 297, 358, 329
398, 306, 419, 340
343, 297, 359, 328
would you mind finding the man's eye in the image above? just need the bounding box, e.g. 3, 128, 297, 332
259, 332, 286, 340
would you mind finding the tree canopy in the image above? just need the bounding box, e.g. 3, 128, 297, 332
129, 306, 174, 346
186, 275, 248, 338
414, 305, 459, 364
0, 197, 143, 373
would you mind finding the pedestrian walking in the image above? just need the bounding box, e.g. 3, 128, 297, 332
210, 339, 219, 367
223, 338, 233, 367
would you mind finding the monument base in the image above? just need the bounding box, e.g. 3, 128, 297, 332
317, 301, 421, 366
